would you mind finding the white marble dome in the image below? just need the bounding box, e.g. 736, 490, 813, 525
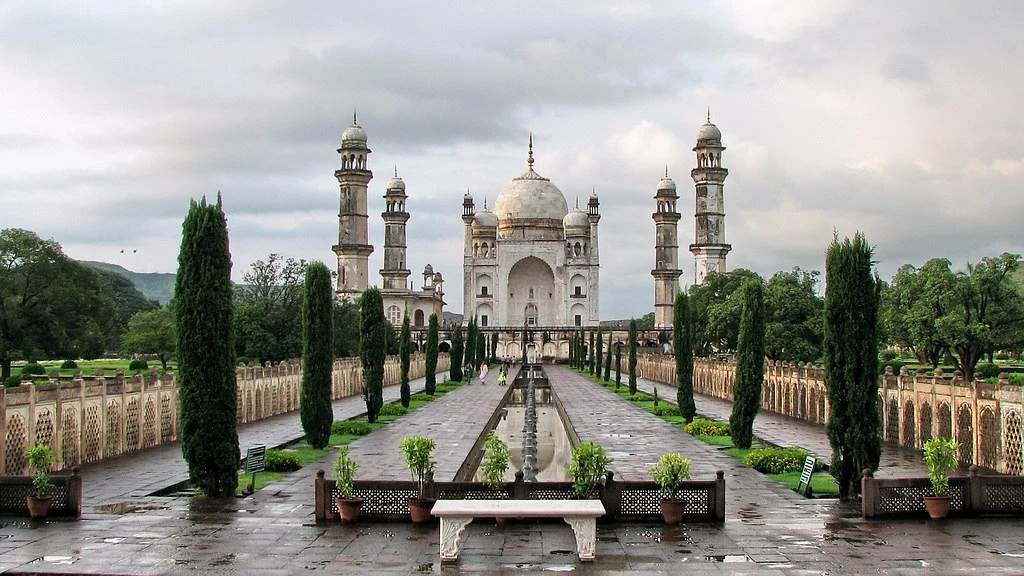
494, 168, 569, 224
342, 123, 368, 144
386, 175, 405, 191
657, 176, 676, 193
696, 122, 722, 143
473, 208, 498, 229
562, 208, 589, 235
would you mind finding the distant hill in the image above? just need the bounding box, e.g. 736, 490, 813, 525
83, 261, 176, 305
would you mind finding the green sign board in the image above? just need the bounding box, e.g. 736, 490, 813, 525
245, 445, 266, 474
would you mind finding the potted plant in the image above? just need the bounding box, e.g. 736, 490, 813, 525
333, 447, 364, 523
400, 436, 437, 523
481, 433, 511, 524
648, 453, 692, 524
567, 442, 613, 499
24, 444, 55, 518
922, 437, 960, 520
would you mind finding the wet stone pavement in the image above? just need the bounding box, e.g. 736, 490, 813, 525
2, 367, 1024, 574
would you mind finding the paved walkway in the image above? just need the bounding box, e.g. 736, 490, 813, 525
2, 365, 1023, 574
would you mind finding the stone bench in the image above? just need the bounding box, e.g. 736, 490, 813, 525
431, 499, 605, 562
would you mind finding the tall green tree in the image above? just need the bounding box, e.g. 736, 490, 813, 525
359, 288, 386, 423
569, 331, 575, 366
490, 332, 498, 363
332, 300, 360, 358
0, 229, 114, 379
628, 319, 638, 394
603, 335, 612, 381
97, 269, 159, 352
465, 317, 476, 371
823, 233, 882, 500
399, 313, 412, 408
595, 328, 604, 378
425, 313, 439, 395
589, 331, 596, 374
674, 291, 696, 422
764, 268, 824, 363
729, 279, 766, 449
122, 307, 176, 371
174, 196, 238, 497
234, 253, 305, 365
689, 268, 762, 355
477, 329, 486, 367
615, 341, 623, 387
450, 325, 464, 382
300, 262, 334, 449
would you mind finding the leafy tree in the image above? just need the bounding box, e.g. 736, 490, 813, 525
729, 279, 766, 449
450, 324, 464, 382
122, 307, 176, 370
635, 312, 656, 329
359, 288, 386, 423
425, 313, 438, 395
97, 269, 159, 352
234, 254, 305, 365
823, 233, 882, 500
399, 313, 411, 408
764, 268, 823, 363
595, 328, 604, 379
0, 229, 114, 379
332, 300, 360, 359
300, 262, 334, 449
674, 291, 696, 422
174, 196, 239, 497
689, 268, 762, 355
628, 319, 638, 394
384, 322, 399, 355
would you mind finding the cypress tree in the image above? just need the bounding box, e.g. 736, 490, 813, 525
674, 291, 696, 423
477, 330, 486, 368
300, 262, 334, 449
450, 325, 464, 382
490, 332, 498, 363
425, 313, 439, 395
603, 335, 612, 381
615, 342, 622, 387
729, 279, 766, 449
595, 328, 604, 379
589, 331, 596, 374
628, 319, 638, 394
399, 313, 411, 408
824, 233, 882, 500
568, 331, 575, 366
465, 317, 476, 371
175, 195, 239, 497
359, 288, 386, 423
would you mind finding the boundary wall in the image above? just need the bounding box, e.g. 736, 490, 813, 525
0, 353, 449, 475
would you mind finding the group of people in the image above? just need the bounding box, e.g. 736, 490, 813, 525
464, 358, 512, 386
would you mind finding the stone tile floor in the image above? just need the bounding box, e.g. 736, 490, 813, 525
2, 368, 1023, 574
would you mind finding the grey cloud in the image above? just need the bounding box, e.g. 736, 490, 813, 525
882, 55, 931, 83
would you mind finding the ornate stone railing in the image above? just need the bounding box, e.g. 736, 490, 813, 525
0, 468, 83, 517
862, 466, 1024, 518
636, 354, 1024, 476
314, 470, 726, 523
0, 353, 449, 475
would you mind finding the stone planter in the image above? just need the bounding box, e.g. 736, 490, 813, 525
659, 499, 687, 524
335, 497, 365, 523
923, 496, 951, 520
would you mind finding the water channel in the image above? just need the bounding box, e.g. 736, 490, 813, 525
471, 365, 573, 482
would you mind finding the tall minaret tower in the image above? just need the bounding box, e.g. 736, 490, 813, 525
689, 114, 732, 284
380, 169, 410, 291
652, 169, 682, 328
333, 114, 374, 300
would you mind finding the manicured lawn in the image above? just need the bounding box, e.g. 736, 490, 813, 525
697, 435, 734, 447
769, 470, 839, 496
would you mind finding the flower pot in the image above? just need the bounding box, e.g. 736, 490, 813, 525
923, 496, 951, 520
408, 498, 436, 524
659, 499, 687, 524
26, 496, 53, 519
335, 497, 365, 523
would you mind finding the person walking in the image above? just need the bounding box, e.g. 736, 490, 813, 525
479, 361, 489, 384
497, 370, 507, 386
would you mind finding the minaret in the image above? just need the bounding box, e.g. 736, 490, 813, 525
689, 113, 732, 284
652, 168, 682, 328
333, 114, 374, 301
462, 189, 475, 323
380, 169, 410, 291
587, 189, 601, 323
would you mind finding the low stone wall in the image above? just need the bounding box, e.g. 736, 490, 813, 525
0, 353, 450, 475
861, 466, 1024, 518
636, 354, 1024, 476
0, 468, 83, 517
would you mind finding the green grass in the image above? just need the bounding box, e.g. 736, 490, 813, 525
238, 444, 329, 491
28, 358, 177, 377
697, 435, 734, 447
769, 470, 839, 496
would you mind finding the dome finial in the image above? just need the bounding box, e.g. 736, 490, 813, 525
575, 196, 579, 209
484, 197, 488, 209
528, 133, 534, 169
665, 165, 669, 178
353, 109, 358, 125
707, 107, 711, 123
394, 165, 398, 178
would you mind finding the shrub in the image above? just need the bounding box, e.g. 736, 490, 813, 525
1009, 373, 1024, 386
4, 375, 22, 388
881, 358, 905, 374
567, 442, 613, 498
975, 362, 1002, 380
879, 349, 899, 362
237, 357, 251, 366
410, 393, 435, 402
743, 447, 809, 474
21, 363, 46, 376
625, 392, 654, 402
60, 359, 78, 370
995, 352, 1011, 361
379, 403, 409, 416
128, 359, 149, 372
331, 420, 374, 436
648, 404, 680, 417
263, 450, 302, 472
684, 418, 730, 437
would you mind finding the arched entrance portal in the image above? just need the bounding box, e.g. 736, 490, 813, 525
507, 256, 556, 326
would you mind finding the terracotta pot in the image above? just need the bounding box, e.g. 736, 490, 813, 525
26, 496, 53, 519
408, 498, 436, 524
923, 496, 951, 520
335, 497, 365, 523
659, 498, 687, 524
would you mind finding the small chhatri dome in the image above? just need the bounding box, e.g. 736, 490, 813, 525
473, 207, 498, 229
423, 264, 434, 275
696, 111, 722, 143
342, 112, 367, 144
562, 207, 590, 234
657, 168, 677, 193
386, 173, 405, 192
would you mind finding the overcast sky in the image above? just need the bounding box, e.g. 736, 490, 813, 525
3, 1, 1023, 319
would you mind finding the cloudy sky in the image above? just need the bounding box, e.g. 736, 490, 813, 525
3, 1, 1023, 319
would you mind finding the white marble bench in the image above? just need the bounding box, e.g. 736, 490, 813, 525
431, 499, 606, 562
